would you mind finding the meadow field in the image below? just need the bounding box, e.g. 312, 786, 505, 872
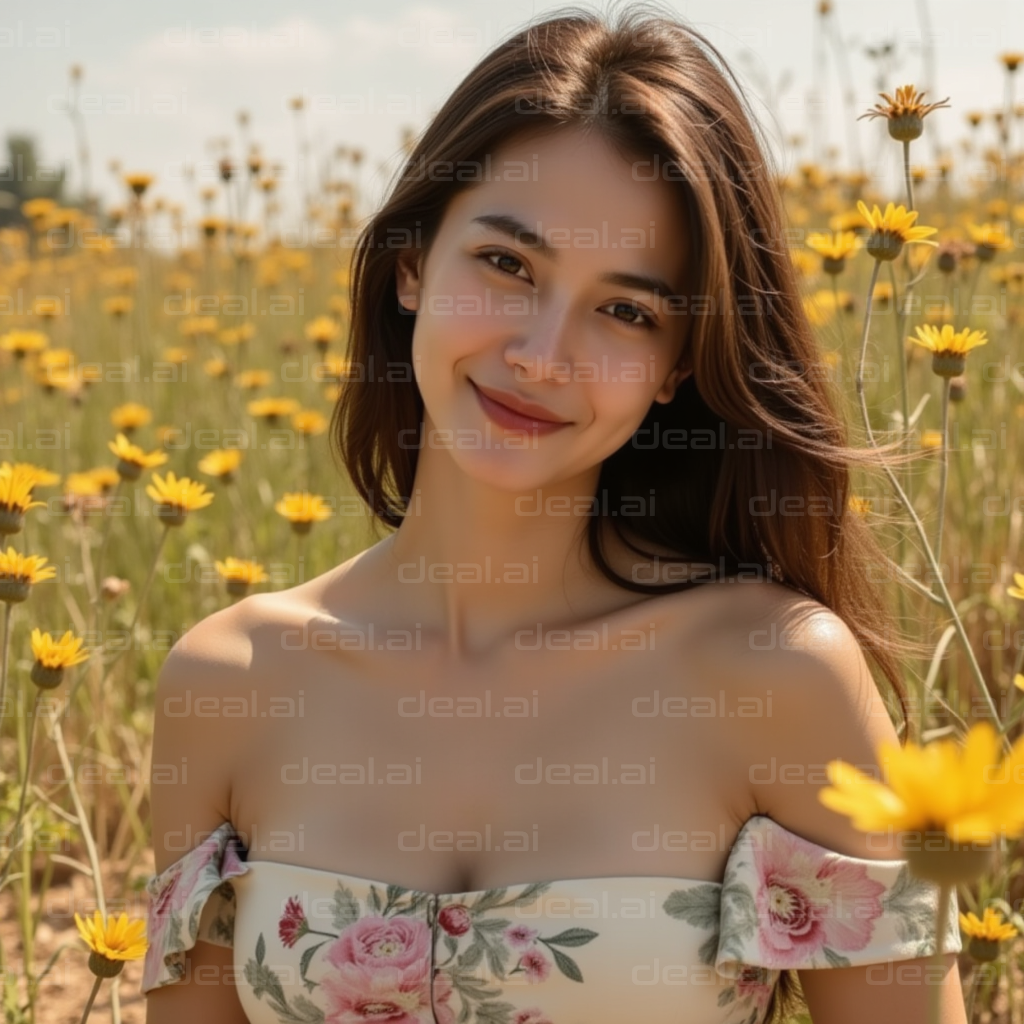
4, 25, 1024, 1024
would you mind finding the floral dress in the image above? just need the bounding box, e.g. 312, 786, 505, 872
142, 813, 963, 1024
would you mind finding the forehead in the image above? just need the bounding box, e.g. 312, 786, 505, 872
444, 126, 690, 280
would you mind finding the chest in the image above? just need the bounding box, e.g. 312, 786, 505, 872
228, 628, 755, 893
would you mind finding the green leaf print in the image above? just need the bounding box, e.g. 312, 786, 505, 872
697, 929, 720, 967
245, 953, 286, 1005
474, 916, 512, 933
662, 883, 721, 931
394, 889, 434, 917
366, 882, 383, 914
330, 883, 360, 930
206, 881, 237, 943
299, 940, 327, 992
460, 935, 485, 970
716, 877, 760, 965
544, 943, 584, 982
245, 939, 326, 1024
474, 1000, 518, 1024
822, 946, 852, 968
484, 938, 511, 979
542, 926, 599, 947
468, 887, 511, 913
883, 863, 954, 955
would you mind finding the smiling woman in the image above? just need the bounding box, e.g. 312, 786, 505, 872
144, 4, 964, 1024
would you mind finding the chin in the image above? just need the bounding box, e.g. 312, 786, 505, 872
450, 446, 566, 493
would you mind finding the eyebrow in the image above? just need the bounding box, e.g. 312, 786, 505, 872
471, 213, 679, 298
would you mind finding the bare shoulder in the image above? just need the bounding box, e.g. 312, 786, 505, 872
150, 591, 297, 872
691, 576, 875, 690
691, 577, 906, 859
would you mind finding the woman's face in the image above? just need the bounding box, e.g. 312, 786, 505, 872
395, 125, 693, 493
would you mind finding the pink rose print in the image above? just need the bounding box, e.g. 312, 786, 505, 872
753, 828, 886, 966
514, 1010, 554, 1024
505, 924, 539, 949
325, 915, 432, 973
278, 897, 309, 948
320, 963, 432, 1024
437, 904, 472, 937
142, 826, 247, 993
518, 948, 552, 983
150, 837, 213, 924
431, 967, 456, 1024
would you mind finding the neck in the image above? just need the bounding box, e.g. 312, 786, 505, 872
383, 443, 631, 661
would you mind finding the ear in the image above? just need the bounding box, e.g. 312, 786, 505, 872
395, 252, 423, 312
653, 362, 693, 405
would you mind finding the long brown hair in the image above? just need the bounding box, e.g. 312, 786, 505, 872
329, 8, 932, 1018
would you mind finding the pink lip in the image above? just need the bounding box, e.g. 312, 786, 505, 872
470, 380, 572, 434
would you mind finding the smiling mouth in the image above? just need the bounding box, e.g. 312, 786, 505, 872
469, 380, 573, 432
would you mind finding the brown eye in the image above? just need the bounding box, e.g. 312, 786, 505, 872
478, 250, 531, 282
600, 301, 657, 330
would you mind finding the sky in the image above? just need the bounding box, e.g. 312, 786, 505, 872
1, 0, 1022, 225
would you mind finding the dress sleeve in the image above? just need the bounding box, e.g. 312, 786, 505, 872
141, 820, 250, 995
714, 814, 963, 979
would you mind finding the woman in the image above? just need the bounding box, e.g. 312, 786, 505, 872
143, 6, 966, 1023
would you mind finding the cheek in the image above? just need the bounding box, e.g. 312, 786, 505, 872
416, 264, 501, 362
584, 350, 660, 409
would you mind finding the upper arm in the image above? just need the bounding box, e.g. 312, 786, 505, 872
719, 593, 967, 1023
146, 602, 256, 1024
149, 600, 254, 872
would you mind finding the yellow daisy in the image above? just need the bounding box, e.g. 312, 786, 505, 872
819, 720, 1024, 884
959, 905, 1018, 963
292, 410, 329, 435
806, 230, 861, 274
275, 492, 332, 535
108, 433, 169, 481
247, 397, 302, 422
236, 369, 273, 391
965, 222, 1014, 261
30, 628, 89, 689
146, 472, 214, 527
215, 557, 269, 597
857, 84, 951, 142
856, 201, 938, 261
0, 330, 48, 358
123, 172, 154, 198
110, 402, 153, 432
0, 548, 57, 604
75, 910, 148, 978
304, 315, 342, 349
197, 449, 244, 482
907, 323, 988, 378
0, 463, 47, 535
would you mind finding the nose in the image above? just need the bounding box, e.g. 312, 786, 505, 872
504, 300, 576, 384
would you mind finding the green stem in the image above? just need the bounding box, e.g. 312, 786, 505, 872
0, 690, 42, 893
936, 380, 951, 566
0, 602, 11, 744
78, 975, 103, 1024
903, 139, 915, 212
47, 699, 118, 1024
45, 700, 109, 907
90, 478, 123, 609
98, 523, 170, 676
957, 262, 983, 331
857, 258, 1006, 747
965, 965, 982, 1023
